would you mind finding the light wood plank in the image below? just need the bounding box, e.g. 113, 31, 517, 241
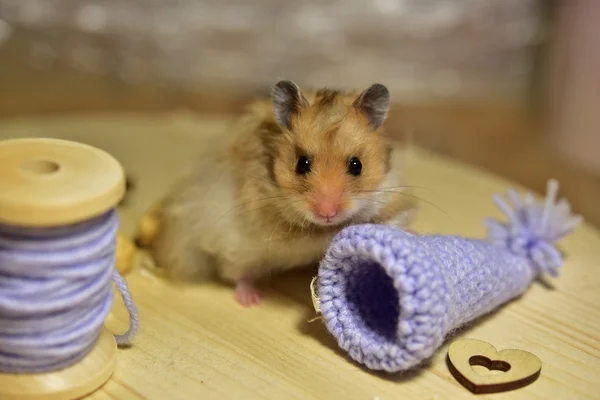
1, 113, 599, 400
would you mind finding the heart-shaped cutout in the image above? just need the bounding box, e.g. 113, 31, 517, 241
447, 339, 542, 394
469, 355, 511, 377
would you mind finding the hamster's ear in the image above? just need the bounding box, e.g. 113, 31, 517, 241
272, 80, 307, 130
353, 83, 390, 130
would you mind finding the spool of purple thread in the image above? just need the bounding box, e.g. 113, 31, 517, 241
316, 180, 581, 373
0, 138, 139, 399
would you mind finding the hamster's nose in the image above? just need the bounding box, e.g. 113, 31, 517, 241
313, 187, 343, 222
316, 208, 338, 221
313, 202, 340, 221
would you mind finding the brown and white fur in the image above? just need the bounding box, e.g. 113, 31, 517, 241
151, 81, 415, 306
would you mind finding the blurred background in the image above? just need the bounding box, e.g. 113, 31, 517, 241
0, 0, 599, 228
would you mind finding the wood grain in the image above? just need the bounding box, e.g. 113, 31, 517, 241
1, 113, 599, 400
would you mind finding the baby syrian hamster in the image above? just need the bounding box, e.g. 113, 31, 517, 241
151, 80, 416, 306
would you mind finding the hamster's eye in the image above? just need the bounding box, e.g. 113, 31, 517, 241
348, 157, 362, 176
296, 155, 311, 175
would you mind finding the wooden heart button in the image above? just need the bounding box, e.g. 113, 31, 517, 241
447, 339, 542, 394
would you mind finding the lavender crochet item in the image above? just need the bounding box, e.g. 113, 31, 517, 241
317, 179, 582, 373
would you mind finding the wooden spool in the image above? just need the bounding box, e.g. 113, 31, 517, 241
0, 138, 126, 400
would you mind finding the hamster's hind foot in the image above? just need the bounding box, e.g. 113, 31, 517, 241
235, 279, 262, 307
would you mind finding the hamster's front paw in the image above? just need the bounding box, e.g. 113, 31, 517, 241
235, 279, 262, 307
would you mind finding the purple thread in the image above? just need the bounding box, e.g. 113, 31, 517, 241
0, 209, 139, 374
317, 179, 581, 373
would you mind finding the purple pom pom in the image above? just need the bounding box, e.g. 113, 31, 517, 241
485, 179, 582, 277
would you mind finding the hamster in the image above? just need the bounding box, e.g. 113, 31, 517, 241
151, 80, 416, 306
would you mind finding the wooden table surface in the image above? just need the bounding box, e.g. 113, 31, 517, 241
1, 112, 599, 400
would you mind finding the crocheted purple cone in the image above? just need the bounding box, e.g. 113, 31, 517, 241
317, 180, 582, 373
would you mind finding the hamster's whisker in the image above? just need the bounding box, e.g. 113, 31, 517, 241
360, 185, 438, 197
240, 203, 285, 217
365, 190, 451, 220
231, 195, 289, 210
360, 188, 420, 196
266, 198, 305, 240
281, 199, 314, 232
245, 199, 306, 226
355, 198, 388, 206
300, 215, 310, 230
374, 184, 434, 191
267, 212, 286, 242
240, 172, 277, 186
